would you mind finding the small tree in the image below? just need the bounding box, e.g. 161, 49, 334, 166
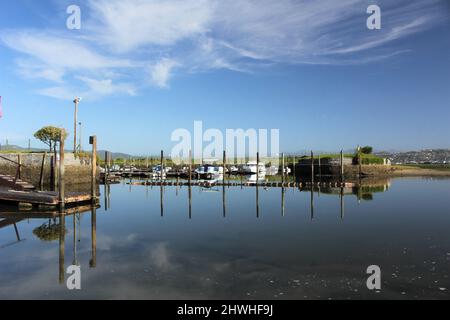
361, 146, 373, 154
34, 126, 68, 153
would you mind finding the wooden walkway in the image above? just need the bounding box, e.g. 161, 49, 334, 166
0, 187, 95, 206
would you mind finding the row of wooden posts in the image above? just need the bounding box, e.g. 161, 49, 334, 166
143, 149, 354, 183
58, 135, 97, 210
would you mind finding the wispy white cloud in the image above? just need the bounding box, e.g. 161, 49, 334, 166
87, 0, 213, 52
149, 58, 179, 88
0, 0, 447, 99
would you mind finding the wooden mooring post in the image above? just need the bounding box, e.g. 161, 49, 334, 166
256, 152, 260, 182
358, 146, 362, 178
188, 149, 192, 186
59, 136, 65, 210
311, 151, 314, 184
223, 150, 227, 184
17, 154, 22, 180
340, 149, 344, 182
160, 150, 164, 182
281, 153, 285, 184
39, 152, 47, 189
318, 155, 322, 180
90, 136, 97, 203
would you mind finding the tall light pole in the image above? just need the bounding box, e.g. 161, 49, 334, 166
73, 97, 82, 154
78, 122, 82, 153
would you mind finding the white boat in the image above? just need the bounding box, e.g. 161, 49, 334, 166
195, 165, 224, 179
242, 161, 266, 174
152, 165, 171, 174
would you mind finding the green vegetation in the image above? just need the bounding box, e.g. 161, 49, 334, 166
33, 221, 66, 242
360, 146, 373, 154
34, 126, 68, 153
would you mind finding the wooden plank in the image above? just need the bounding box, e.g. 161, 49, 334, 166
0, 188, 94, 206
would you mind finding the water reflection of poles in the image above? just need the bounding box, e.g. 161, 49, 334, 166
188, 184, 192, 219
59, 214, 65, 284
72, 213, 78, 266
89, 206, 97, 268
160, 185, 164, 217
310, 187, 314, 220
13, 223, 21, 241
222, 184, 226, 218
103, 183, 110, 211
281, 187, 285, 217
340, 187, 345, 220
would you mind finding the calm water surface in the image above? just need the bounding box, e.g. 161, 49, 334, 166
0, 177, 449, 299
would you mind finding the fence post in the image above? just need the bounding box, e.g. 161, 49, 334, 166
90, 136, 97, 203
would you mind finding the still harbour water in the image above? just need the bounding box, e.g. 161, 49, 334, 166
0, 177, 449, 299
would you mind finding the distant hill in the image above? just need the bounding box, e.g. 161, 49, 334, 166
97, 150, 133, 160
0, 144, 133, 159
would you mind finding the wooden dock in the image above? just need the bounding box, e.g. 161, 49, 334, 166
127, 180, 355, 188
0, 187, 96, 207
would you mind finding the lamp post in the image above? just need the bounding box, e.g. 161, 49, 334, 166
73, 97, 82, 154
78, 122, 82, 153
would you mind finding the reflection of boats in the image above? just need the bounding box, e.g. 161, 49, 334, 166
195, 165, 224, 180
266, 166, 279, 176
245, 174, 266, 183
229, 166, 239, 174
242, 161, 266, 174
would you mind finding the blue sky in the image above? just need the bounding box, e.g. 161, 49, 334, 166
0, 0, 449, 155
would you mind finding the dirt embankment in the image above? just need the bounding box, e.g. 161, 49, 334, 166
357, 165, 450, 177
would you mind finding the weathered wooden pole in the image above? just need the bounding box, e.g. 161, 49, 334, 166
256, 151, 260, 182
73, 99, 79, 155
281, 153, 285, 184
293, 156, 296, 179
39, 152, 47, 189
188, 149, 192, 186
311, 151, 314, 184
160, 150, 164, 181
318, 155, 322, 180
358, 146, 362, 178
17, 153, 22, 180
340, 150, 344, 182
50, 155, 55, 191
59, 136, 65, 210
89, 206, 97, 268
223, 150, 227, 184
90, 136, 97, 203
